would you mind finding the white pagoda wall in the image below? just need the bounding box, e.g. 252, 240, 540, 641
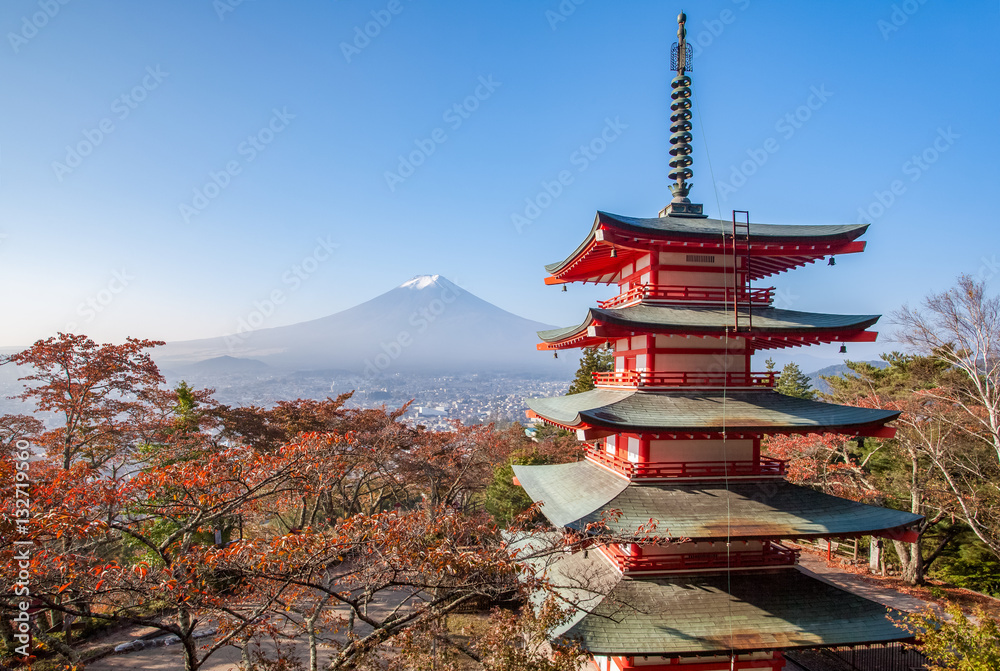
648, 438, 753, 462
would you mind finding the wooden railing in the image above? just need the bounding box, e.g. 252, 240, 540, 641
601, 541, 798, 573
592, 370, 777, 388
598, 284, 774, 309
585, 445, 787, 479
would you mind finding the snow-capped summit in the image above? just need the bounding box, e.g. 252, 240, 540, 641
400, 274, 444, 290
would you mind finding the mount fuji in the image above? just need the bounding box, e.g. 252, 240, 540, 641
155, 275, 575, 378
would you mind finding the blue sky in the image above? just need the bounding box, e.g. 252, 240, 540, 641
1, 0, 998, 371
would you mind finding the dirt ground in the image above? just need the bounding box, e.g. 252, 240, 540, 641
80, 594, 491, 671
81, 612, 493, 671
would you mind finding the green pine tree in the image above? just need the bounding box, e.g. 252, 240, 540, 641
774, 361, 816, 400
172, 380, 202, 433
484, 452, 550, 527
566, 346, 614, 395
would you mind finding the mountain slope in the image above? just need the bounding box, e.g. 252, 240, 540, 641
807, 360, 889, 394
156, 275, 574, 377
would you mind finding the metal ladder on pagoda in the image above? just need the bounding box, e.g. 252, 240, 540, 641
730, 210, 753, 332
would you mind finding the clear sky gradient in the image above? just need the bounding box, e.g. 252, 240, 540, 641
1, 0, 998, 371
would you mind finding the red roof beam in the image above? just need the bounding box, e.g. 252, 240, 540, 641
541, 331, 879, 352
595, 229, 866, 257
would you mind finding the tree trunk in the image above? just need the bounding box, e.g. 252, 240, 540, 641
178, 604, 199, 671
307, 619, 319, 671
35, 630, 80, 666
241, 638, 252, 668
893, 538, 924, 585
869, 537, 882, 573
304, 597, 328, 671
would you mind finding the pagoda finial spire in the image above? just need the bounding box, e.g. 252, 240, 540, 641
661, 10, 706, 218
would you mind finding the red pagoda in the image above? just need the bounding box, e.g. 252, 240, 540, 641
513, 13, 922, 671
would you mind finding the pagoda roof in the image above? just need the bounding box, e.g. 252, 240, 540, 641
512, 459, 920, 540
537, 304, 879, 350
525, 388, 898, 437
545, 211, 869, 284
539, 551, 911, 655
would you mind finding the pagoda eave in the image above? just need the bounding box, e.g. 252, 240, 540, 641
512, 460, 923, 540
596, 227, 868, 255
544, 212, 871, 284
528, 412, 897, 442
537, 327, 878, 351
574, 425, 896, 441
536, 305, 881, 352
540, 555, 914, 657
525, 389, 900, 438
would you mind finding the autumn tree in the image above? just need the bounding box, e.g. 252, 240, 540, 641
238, 496, 609, 671
895, 276, 1000, 558
762, 432, 879, 500
395, 422, 523, 511
0, 413, 42, 457
1, 333, 167, 471
394, 595, 587, 671
22, 433, 308, 671
1, 334, 177, 659
896, 275, 1000, 460
213, 393, 355, 452
899, 603, 1000, 670
822, 354, 965, 584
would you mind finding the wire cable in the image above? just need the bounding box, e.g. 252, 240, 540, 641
693, 85, 737, 665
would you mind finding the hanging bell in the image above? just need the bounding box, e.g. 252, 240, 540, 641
561, 285, 567, 292
839, 344, 847, 354
828, 256, 836, 266
610, 247, 618, 258
553, 352, 558, 359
